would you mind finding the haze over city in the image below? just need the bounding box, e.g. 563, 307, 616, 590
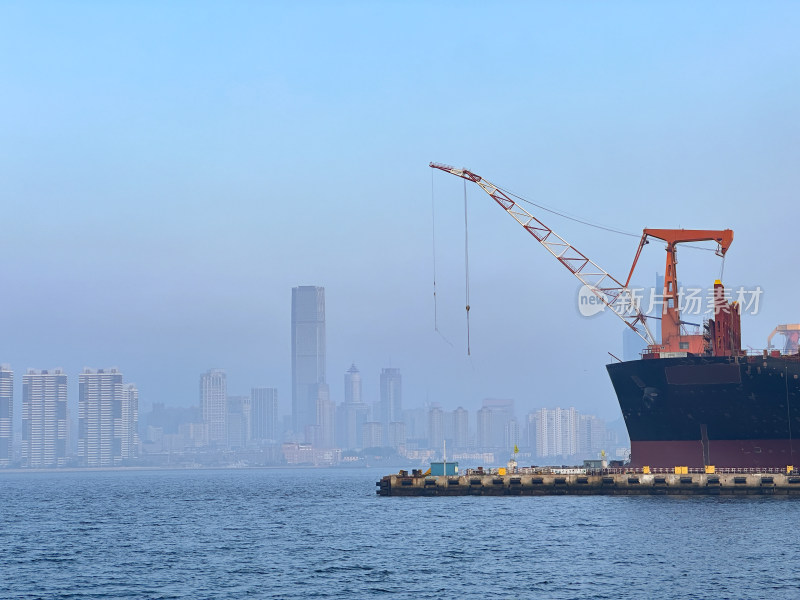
2, 2, 799, 426
5, 4, 800, 600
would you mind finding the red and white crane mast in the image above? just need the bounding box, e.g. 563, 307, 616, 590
430, 162, 656, 345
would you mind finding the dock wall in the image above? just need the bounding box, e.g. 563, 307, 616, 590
377, 472, 800, 496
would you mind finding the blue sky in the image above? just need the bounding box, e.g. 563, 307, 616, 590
2, 2, 799, 420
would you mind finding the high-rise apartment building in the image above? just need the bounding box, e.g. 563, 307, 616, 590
0, 365, 12, 466
379, 368, 401, 432
79, 368, 138, 466
250, 387, 279, 442
22, 368, 68, 468
201, 369, 227, 446
291, 286, 326, 436
532, 407, 584, 458
121, 384, 139, 460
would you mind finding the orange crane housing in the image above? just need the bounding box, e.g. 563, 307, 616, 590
625, 229, 739, 357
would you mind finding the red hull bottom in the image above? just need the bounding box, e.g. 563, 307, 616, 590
631, 439, 800, 469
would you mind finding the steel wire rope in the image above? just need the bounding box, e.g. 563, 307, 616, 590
431, 170, 453, 347
497, 185, 718, 253
464, 179, 471, 356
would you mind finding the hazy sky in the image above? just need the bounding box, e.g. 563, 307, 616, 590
2, 2, 799, 420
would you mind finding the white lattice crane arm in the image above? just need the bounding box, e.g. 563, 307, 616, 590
429, 162, 655, 345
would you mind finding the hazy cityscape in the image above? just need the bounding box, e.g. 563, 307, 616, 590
0, 285, 627, 470
4, 3, 799, 599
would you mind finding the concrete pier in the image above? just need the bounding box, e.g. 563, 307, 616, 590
377, 470, 800, 496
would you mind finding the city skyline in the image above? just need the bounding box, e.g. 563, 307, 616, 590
4, 6, 798, 427
0, 356, 625, 468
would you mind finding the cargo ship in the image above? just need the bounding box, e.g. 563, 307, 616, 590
608, 276, 800, 468
606, 229, 800, 469
430, 163, 799, 470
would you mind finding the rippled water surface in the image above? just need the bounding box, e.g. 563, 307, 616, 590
2, 468, 800, 599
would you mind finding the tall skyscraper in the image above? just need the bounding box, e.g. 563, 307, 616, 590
250, 387, 278, 442
79, 368, 137, 466
379, 367, 401, 432
291, 286, 326, 436
22, 368, 68, 468
0, 365, 12, 466
201, 369, 227, 446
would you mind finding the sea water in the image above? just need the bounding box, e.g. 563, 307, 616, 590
1, 468, 799, 599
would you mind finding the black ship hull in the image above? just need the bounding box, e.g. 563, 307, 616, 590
607, 355, 800, 469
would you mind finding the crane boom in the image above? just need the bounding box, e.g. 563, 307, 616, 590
430, 162, 656, 345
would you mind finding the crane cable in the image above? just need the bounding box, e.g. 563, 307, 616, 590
431, 170, 453, 347
498, 185, 717, 253
431, 169, 439, 331
464, 179, 471, 356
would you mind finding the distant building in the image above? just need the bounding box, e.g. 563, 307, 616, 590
532, 407, 596, 458
312, 383, 335, 448
226, 395, 251, 449
22, 368, 68, 468
388, 421, 406, 451
79, 368, 138, 466
525, 412, 537, 450
622, 327, 647, 361
341, 364, 369, 450
0, 365, 12, 466
344, 363, 361, 405
533, 407, 561, 458
476, 399, 515, 449
452, 407, 469, 450
578, 413, 607, 455
121, 384, 139, 460
291, 286, 326, 436
250, 388, 278, 442
200, 369, 227, 446
428, 405, 444, 451
179, 422, 209, 448
362, 421, 382, 449
476, 407, 492, 449
505, 418, 521, 451
379, 368, 402, 432
402, 407, 427, 446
